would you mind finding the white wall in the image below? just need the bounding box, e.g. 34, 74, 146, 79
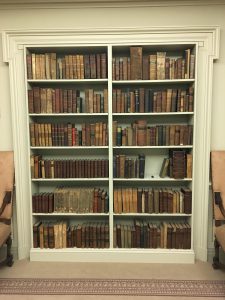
0, 1, 224, 259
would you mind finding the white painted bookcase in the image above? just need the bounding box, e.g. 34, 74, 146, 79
2, 26, 220, 263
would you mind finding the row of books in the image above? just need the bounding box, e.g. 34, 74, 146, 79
29, 122, 108, 147
27, 52, 107, 80
113, 154, 145, 179
33, 221, 109, 249
28, 88, 108, 114
113, 121, 193, 146
113, 187, 192, 214
112, 47, 195, 80
112, 87, 194, 113
114, 221, 191, 249
32, 188, 109, 214
30, 156, 109, 179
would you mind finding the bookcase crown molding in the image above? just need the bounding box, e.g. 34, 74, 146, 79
2, 26, 220, 62
2, 25, 220, 262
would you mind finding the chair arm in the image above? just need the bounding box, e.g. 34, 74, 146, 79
0, 191, 12, 216
214, 192, 225, 219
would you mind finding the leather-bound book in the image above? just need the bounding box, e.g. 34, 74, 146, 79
186, 153, 192, 178
134, 220, 141, 248
116, 224, 121, 248
28, 90, 34, 113
100, 53, 107, 79
137, 120, 147, 146
167, 190, 174, 213
90, 54, 97, 79
142, 55, 149, 80
130, 46, 143, 80
181, 187, 192, 214
149, 54, 157, 80
48, 223, 55, 249
96, 53, 101, 79
33, 221, 41, 248
157, 52, 166, 80
33, 87, 41, 114
138, 154, 145, 178
147, 189, 153, 214
38, 223, 44, 249
190, 54, 195, 79
26, 54, 32, 79
165, 57, 170, 79
50, 53, 57, 79
43, 223, 49, 248
84, 54, 90, 79
153, 189, 159, 213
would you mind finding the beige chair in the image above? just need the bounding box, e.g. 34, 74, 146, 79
211, 151, 225, 269
0, 151, 14, 267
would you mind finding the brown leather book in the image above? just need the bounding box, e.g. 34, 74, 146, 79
149, 54, 157, 80
159, 158, 170, 178
142, 55, 149, 80
33, 221, 41, 248
186, 153, 192, 178
28, 90, 34, 113
90, 54, 96, 79
157, 52, 166, 80
130, 47, 143, 80
190, 54, 195, 79
26, 54, 32, 79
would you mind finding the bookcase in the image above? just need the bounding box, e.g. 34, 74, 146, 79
25, 42, 196, 261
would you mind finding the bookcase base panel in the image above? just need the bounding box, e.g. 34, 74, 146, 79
30, 249, 195, 263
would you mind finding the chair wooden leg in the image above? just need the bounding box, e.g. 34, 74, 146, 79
6, 235, 13, 267
212, 238, 220, 269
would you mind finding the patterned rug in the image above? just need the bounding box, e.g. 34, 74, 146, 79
0, 278, 225, 297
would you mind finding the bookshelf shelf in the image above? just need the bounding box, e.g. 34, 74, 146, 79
29, 113, 108, 117
113, 112, 194, 116
113, 146, 193, 149
28, 79, 108, 83
113, 178, 192, 182
30, 146, 109, 149
33, 213, 109, 216
31, 178, 109, 182
112, 79, 195, 84
113, 213, 191, 217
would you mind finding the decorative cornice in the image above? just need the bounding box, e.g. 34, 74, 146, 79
2, 26, 220, 62
0, 0, 224, 9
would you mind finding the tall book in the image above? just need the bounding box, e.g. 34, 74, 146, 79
130, 47, 143, 80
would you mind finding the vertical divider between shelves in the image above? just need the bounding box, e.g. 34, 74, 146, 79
107, 45, 114, 249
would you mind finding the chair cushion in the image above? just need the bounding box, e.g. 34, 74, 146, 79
215, 224, 225, 251
0, 222, 11, 246
211, 151, 225, 220
0, 191, 12, 219
0, 151, 14, 191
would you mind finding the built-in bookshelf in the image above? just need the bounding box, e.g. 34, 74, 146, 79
26, 44, 195, 260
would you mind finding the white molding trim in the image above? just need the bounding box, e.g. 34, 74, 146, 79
30, 249, 195, 263
1, 26, 220, 262
0, 1, 224, 10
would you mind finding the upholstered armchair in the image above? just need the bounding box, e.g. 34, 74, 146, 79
211, 151, 225, 269
0, 151, 14, 267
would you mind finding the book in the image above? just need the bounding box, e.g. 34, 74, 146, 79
159, 158, 170, 178
130, 47, 143, 80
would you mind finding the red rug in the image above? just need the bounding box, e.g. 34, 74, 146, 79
0, 278, 225, 297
